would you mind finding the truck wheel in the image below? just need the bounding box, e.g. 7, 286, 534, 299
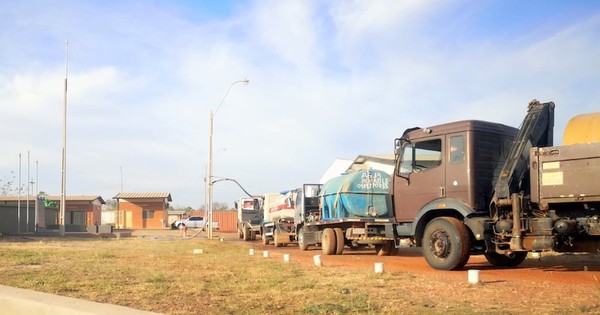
243, 227, 251, 241
334, 228, 344, 255
484, 251, 527, 267
298, 230, 309, 251
250, 231, 257, 240
238, 230, 243, 239
177, 224, 185, 230
422, 217, 471, 270
376, 241, 396, 256
322, 228, 336, 255
274, 231, 282, 247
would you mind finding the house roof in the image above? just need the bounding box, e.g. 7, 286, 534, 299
0, 195, 105, 204
113, 192, 172, 202
45, 195, 106, 204
0, 196, 38, 202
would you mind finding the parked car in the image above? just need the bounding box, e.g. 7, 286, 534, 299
171, 216, 219, 230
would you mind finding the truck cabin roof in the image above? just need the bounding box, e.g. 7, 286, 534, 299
404, 120, 518, 141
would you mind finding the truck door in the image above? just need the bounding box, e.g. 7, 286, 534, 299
393, 137, 445, 222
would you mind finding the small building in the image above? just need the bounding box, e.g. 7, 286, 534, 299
0, 195, 103, 233
45, 195, 105, 227
113, 192, 172, 229
0, 196, 49, 233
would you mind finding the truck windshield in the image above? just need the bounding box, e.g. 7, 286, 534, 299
398, 139, 442, 176
241, 200, 255, 211
304, 185, 320, 198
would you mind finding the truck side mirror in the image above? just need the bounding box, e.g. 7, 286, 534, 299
397, 139, 413, 180
234, 201, 238, 209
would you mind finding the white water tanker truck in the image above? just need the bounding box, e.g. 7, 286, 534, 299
261, 191, 297, 247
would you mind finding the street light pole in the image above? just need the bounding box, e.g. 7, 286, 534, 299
207, 79, 249, 240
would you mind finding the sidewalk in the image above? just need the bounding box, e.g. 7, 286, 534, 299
0, 285, 162, 315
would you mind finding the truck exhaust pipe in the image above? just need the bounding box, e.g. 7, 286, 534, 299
510, 193, 525, 251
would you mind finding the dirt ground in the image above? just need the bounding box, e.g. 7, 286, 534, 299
136, 229, 600, 287
199, 230, 600, 313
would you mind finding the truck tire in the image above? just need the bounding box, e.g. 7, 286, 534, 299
334, 228, 344, 255
274, 231, 282, 247
376, 241, 397, 256
250, 230, 257, 240
177, 224, 185, 230
422, 217, 471, 270
239, 230, 243, 239
484, 251, 527, 267
243, 227, 251, 241
298, 230, 309, 251
322, 228, 336, 255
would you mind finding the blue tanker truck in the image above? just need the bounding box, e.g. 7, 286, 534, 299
293, 169, 398, 255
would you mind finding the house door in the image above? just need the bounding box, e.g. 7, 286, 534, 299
125, 211, 133, 228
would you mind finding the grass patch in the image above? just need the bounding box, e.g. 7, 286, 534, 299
0, 236, 598, 315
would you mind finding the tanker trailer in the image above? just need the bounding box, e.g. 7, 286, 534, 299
261, 191, 297, 247
294, 169, 397, 255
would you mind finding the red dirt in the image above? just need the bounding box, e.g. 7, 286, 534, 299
216, 232, 600, 287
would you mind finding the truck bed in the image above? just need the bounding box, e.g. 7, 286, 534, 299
531, 142, 600, 204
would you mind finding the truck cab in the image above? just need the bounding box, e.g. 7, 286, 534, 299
393, 120, 518, 269
236, 196, 263, 241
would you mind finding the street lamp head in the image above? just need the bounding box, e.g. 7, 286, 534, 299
242, 79, 249, 85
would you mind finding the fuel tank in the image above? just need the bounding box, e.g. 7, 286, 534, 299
320, 169, 393, 220
563, 112, 600, 145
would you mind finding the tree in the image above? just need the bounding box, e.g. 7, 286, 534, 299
0, 171, 25, 195
104, 199, 118, 210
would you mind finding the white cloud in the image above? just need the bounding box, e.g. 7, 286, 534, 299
0, 1, 599, 207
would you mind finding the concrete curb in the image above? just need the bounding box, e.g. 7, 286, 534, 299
0, 285, 162, 315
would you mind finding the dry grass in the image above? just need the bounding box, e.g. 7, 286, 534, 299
0, 235, 599, 314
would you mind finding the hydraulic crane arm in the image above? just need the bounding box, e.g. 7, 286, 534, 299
490, 99, 555, 209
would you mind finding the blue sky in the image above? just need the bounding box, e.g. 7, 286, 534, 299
1, 0, 599, 208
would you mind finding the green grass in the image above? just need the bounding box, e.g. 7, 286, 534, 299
0, 236, 598, 314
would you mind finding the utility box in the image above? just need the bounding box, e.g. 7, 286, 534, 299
531, 143, 600, 205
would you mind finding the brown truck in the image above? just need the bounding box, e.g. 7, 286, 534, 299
392, 100, 600, 270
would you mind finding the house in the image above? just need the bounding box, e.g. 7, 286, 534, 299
0, 195, 103, 233
113, 192, 172, 229
45, 195, 105, 227
0, 196, 47, 233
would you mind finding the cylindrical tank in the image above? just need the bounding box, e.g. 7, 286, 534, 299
320, 169, 393, 220
263, 192, 293, 222
563, 112, 600, 145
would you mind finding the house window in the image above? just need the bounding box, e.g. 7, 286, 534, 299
143, 210, 155, 219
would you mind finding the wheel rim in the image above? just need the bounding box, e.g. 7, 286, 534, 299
429, 230, 451, 259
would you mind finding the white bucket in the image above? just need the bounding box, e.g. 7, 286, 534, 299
263, 251, 269, 258
249, 248, 255, 256
374, 262, 384, 274
468, 269, 481, 284
313, 255, 322, 266
193, 249, 204, 255
283, 254, 290, 262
